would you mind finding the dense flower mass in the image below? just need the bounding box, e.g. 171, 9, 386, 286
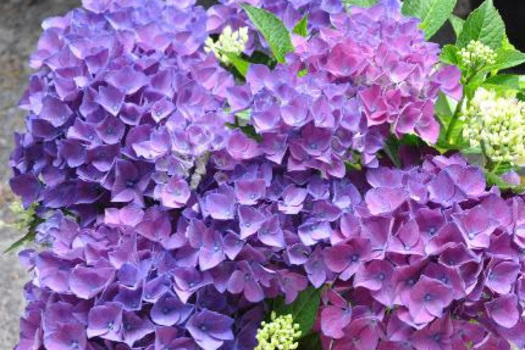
10, 0, 236, 224
17, 152, 525, 349
10, 0, 524, 350
217, 0, 462, 172
16, 209, 265, 350
317, 154, 525, 350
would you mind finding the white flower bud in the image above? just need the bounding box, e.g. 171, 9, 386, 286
462, 88, 525, 165
204, 26, 249, 65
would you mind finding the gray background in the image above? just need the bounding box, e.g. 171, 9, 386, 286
0, 0, 483, 348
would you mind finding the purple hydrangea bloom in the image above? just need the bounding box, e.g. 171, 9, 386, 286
10, 0, 518, 350
10, 0, 235, 224
17, 148, 525, 349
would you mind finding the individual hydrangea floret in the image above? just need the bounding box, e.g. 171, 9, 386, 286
255, 312, 301, 350
205, 26, 249, 64
459, 40, 497, 69
461, 88, 525, 165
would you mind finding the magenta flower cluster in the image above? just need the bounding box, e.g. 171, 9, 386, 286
218, 0, 462, 171
10, 0, 524, 350
316, 154, 525, 350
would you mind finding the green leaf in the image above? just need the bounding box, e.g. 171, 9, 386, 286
293, 14, 308, 37
435, 93, 468, 151
435, 91, 455, 119
484, 49, 525, 72
4, 205, 44, 253
457, 0, 504, 50
343, 0, 378, 7
483, 74, 524, 92
273, 287, 322, 337
241, 4, 294, 63
222, 52, 250, 76
226, 123, 262, 142
4, 231, 37, 253
492, 162, 515, 176
449, 15, 465, 38
502, 34, 516, 51
485, 171, 525, 193
244, 50, 277, 69
383, 136, 401, 168
225, 112, 262, 143
298, 68, 308, 77
297, 332, 322, 350
235, 109, 252, 122
440, 44, 460, 65
402, 0, 458, 40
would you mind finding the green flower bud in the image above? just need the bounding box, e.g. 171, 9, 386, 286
462, 88, 525, 166
255, 313, 301, 350
459, 40, 497, 70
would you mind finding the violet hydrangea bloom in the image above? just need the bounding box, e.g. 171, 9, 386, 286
10, 0, 235, 224
18, 151, 525, 349
15, 211, 265, 350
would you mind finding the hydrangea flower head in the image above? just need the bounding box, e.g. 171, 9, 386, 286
461, 88, 525, 165
10, 0, 522, 350
10, 0, 236, 221
255, 312, 301, 350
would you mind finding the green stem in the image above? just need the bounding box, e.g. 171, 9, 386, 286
444, 95, 465, 144
444, 70, 477, 145
491, 161, 502, 175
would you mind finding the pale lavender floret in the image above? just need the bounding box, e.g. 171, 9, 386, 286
87, 303, 124, 342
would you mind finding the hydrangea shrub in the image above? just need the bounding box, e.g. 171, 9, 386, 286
8, 0, 525, 349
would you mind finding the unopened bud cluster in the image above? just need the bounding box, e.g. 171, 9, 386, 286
255, 312, 301, 350
461, 88, 525, 165
459, 40, 497, 68
205, 26, 249, 64
190, 153, 210, 190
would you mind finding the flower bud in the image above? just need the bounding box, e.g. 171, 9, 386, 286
255, 313, 301, 350
459, 40, 497, 69
205, 26, 249, 64
462, 88, 525, 166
